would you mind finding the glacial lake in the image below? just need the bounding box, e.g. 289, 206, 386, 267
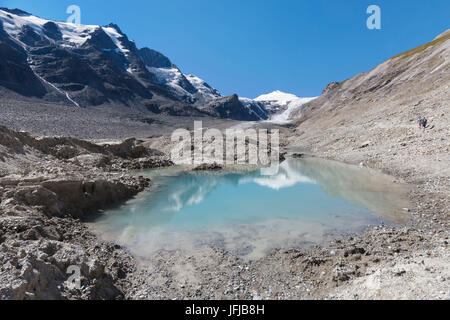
91, 158, 410, 261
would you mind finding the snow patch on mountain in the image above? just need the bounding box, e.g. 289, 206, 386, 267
146, 66, 223, 103
0, 9, 98, 47
255, 90, 317, 124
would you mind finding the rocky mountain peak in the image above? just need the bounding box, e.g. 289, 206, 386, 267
0, 8, 31, 16
105, 23, 124, 35
0, 7, 271, 121
434, 29, 450, 40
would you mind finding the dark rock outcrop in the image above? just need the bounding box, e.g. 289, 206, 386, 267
202, 94, 268, 121
0, 32, 47, 97
322, 81, 340, 95
193, 163, 223, 171
139, 47, 174, 69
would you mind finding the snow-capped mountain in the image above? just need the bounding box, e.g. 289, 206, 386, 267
254, 90, 317, 124
185, 74, 222, 102
1, 8, 103, 48
0, 8, 269, 121
144, 66, 222, 104
255, 90, 302, 105
237, 97, 271, 120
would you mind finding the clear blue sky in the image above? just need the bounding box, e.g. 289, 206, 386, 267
1, 0, 449, 98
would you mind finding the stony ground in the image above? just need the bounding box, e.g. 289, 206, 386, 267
0, 115, 448, 300
0, 126, 164, 299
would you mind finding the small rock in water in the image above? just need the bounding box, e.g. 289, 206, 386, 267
359, 141, 372, 148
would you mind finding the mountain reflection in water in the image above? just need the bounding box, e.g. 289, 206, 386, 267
91, 158, 410, 260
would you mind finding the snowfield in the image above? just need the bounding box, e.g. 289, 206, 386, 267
255, 91, 317, 124
0, 9, 131, 55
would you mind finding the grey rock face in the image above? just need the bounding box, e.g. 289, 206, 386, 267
139, 47, 174, 69
202, 94, 268, 121
322, 81, 340, 95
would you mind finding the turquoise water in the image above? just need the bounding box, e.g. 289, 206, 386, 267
92, 158, 410, 260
